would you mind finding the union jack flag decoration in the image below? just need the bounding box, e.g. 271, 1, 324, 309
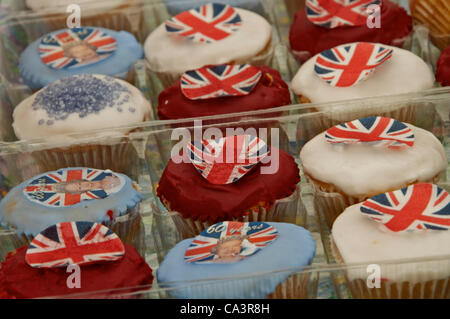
325, 117, 414, 148
180, 64, 262, 100
184, 221, 279, 264
39, 27, 117, 69
314, 42, 393, 87
23, 168, 124, 208
306, 0, 381, 28
186, 135, 270, 185
165, 3, 242, 43
360, 183, 450, 232
25, 222, 125, 268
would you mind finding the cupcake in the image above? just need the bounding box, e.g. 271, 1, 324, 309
162, 0, 265, 15
157, 221, 316, 298
144, 2, 274, 87
157, 134, 300, 238
0, 221, 153, 299
12, 74, 151, 173
25, 0, 142, 37
158, 64, 291, 119
436, 45, 450, 87
299, 117, 447, 227
410, 0, 450, 50
19, 27, 143, 90
0, 167, 143, 249
331, 183, 450, 299
289, 0, 412, 62
291, 42, 434, 127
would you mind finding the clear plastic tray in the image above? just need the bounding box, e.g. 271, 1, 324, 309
0, 0, 449, 299
0, 86, 448, 299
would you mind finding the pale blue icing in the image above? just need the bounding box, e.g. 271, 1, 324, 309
163, 0, 265, 15
19, 27, 143, 90
157, 222, 316, 298
0, 167, 142, 237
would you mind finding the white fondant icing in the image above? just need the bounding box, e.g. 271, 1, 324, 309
12, 74, 151, 143
332, 202, 450, 282
144, 8, 272, 75
300, 124, 446, 198
291, 44, 435, 104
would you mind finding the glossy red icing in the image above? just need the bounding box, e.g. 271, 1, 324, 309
436, 46, 450, 87
157, 148, 300, 222
0, 244, 153, 299
289, 0, 412, 62
158, 65, 291, 120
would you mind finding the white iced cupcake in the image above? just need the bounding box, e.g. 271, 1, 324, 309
300, 117, 447, 227
332, 183, 450, 299
291, 42, 434, 125
12, 74, 151, 172
144, 2, 273, 87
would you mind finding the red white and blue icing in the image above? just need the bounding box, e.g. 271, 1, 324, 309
186, 135, 270, 185
360, 183, 450, 232
25, 221, 125, 268
0, 167, 141, 237
39, 28, 117, 70
31, 74, 131, 126
184, 221, 278, 264
306, 0, 381, 28
19, 27, 143, 90
180, 64, 262, 100
157, 222, 316, 298
165, 3, 242, 43
314, 42, 393, 87
163, 0, 265, 16
24, 168, 125, 208
325, 117, 414, 148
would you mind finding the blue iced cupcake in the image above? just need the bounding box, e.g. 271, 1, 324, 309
157, 221, 316, 298
162, 0, 265, 15
0, 167, 143, 248
19, 27, 143, 90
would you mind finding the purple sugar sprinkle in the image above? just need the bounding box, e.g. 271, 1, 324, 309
32, 75, 131, 126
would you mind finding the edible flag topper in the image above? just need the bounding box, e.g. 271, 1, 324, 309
184, 221, 278, 264
25, 221, 125, 268
306, 0, 381, 28
23, 168, 125, 208
325, 117, 414, 148
360, 183, 450, 232
165, 3, 242, 43
314, 42, 393, 87
39, 27, 117, 70
180, 64, 262, 100
186, 135, 270, 185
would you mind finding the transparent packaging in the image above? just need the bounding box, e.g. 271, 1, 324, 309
0, 0, 448, 300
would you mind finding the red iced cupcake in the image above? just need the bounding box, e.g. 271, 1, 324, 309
157, 135, 300, 238
0, 222, 153, 299
289, 0, 412, 62
436, 46, 450, 87
157, 64, 291, 120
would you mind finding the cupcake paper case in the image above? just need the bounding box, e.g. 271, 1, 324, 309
157, 221, 316, 299
332, 183, 450, 299
0, 167, 142, 247
19, 27, 143, 90
0, 221, 153, 299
